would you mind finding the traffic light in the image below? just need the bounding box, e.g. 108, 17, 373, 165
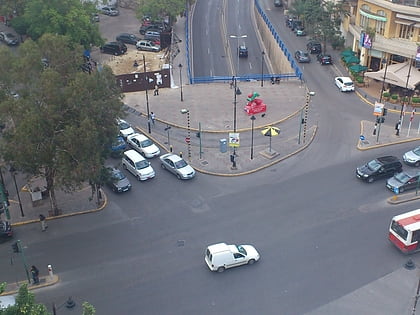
383, 108, 388, 116
196, 132, 200, 138
376, 117, 381, 124
12, 242, 19, 253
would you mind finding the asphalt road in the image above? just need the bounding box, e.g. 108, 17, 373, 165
2, 2, 420, 315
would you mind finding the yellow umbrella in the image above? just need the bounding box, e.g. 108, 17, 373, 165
261, 126, 280, 152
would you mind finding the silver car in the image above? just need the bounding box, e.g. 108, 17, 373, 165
136, 40, 160, 52
159, 153, 196, 179
403, 146, 420, 166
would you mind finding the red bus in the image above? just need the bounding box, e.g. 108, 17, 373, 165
389, 209, 420, 254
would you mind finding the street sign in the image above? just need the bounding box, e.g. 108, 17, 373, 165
229, 133, 240, 147
373, 102, 384, 116
185, 137, 191, 143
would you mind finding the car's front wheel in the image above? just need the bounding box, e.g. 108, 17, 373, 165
217, 266, 225, 273
176, 174, 182, 180
248, 259, 255, 265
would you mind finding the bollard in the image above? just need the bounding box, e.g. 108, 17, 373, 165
170, 145, 173, 152
48, 264, 53, 280
66, 297, 76, 308
179, 152, 183, 158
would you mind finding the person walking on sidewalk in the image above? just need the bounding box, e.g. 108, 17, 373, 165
150, 112, 155, 125
39, 214, 48, 231
154, 85, 159, 96
31, 265, 39, 284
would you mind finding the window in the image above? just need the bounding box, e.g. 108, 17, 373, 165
412, 230, 420, 243
375, 11, 386, 35
399, 24, 415, 39
234, 253, 244, 259
391, 220, 409, 240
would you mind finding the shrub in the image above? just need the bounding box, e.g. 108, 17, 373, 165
391, 94, 399, 100
382, 91, 390, 98
412, 97, 420, 104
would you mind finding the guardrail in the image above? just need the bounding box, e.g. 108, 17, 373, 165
184, 0, 302, 85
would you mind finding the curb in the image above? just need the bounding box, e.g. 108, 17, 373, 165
11, 189, 108, 227
387, 193, 420, 204
1, 275, 60, 296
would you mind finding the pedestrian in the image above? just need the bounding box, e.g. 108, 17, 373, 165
30, 265, 39, 284
395, 120, 401, 136
39, 214, 48, 231
154, 85, 159, 96
150, 112, 155, 125
230, 76, 234, 89
373, 123, 377, 136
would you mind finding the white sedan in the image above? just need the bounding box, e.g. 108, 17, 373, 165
334, 76, 354, 92
116, 118, 134, 139
127, 133, 160, 158
159, 153, 195, 179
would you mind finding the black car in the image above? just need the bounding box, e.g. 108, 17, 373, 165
106, 168, 131, 193
317, 53, 332, 65
356, 156, 402, 183
274, 0, 283, 7
139, 23, 166, 35
307, 41, 322, 54
0, 220, 12, 242
116, 33, 140, 45
239, 45, 248, 58
100, 42, 127, 56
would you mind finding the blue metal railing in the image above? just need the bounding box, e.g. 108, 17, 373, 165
184, 0, 303, 84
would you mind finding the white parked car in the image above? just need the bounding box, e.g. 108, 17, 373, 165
403, 146, 420, 166
122, 150, 155, 181
159, 153, 195, 179
127, 133, 160, 158
205, 243, 260, 272
116, 118, 135, 139
334, 76, 354, 92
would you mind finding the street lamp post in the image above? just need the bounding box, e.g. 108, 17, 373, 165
142, 54, 151, 134
261, 51, 265, 87
376, 58, 389, 143
178, 63, 184, 102
397, 58, 413, 136
9, 166, 24, 217
250, 116, 256, 159
181, 109, 191, 160
229, 34, 247, 77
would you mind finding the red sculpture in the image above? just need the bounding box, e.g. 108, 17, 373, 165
244, 92, 267, 115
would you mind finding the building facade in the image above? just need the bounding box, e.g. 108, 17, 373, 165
342, 0, 420, 71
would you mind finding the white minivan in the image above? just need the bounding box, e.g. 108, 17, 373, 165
205, 242, 260, 272
122, 150, 155, 181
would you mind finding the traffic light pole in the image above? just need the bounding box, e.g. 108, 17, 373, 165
13, 240, 30, 283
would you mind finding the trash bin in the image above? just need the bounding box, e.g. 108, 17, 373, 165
219, 139, 227, 153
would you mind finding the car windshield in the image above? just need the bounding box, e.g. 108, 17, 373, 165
113, 171, 126, 180
236, 245, 247, 255
391, 220, 408, 240
135, 160, 149, 169
413, 147, 420, 156
367, 160, 381, 171
119, 121, 130, 130
140, 139, 153, 147
344, 81, 353, 87
174, 159, 188, 169
113, 138, 125, 146
394, 172, 410, 183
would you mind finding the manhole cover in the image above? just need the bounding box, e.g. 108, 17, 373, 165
177, 240, 185, 247
201, 160, 209, 166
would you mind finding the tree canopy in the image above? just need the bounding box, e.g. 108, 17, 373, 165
137, 0, 195, 25
0, 284, 49, 315
7, 0, 103, 48
0, 34, 124, 215
288, 0, 345, 51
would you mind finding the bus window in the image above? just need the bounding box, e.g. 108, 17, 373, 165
391, 220, 408, 240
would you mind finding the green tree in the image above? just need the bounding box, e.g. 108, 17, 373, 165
137, 0, 195, 25
0, 34, 123, 216
82, 301, 96, 315
11, 0, 103, 48
0, 284, 50, 315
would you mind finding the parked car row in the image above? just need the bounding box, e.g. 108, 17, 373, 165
107, 119, 196, 192
356, 148, 420, 194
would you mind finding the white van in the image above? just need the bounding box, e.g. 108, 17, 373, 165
205, 242, 260, 272
122, 150, 155, 181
